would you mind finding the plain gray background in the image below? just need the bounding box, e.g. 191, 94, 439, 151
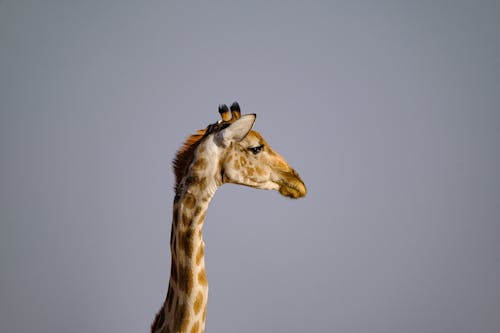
1, 1, 499, 332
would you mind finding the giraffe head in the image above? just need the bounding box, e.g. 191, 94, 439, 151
216, 103, 306, 199
175, 102, 306, 199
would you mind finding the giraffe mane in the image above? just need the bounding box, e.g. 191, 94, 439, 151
172, 129, 207, 194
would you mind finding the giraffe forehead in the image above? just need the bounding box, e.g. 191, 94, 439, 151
238, 130, 266, 148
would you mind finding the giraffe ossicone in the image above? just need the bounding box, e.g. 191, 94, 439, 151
152, 102, 306, 333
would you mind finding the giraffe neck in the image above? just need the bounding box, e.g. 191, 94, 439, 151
153, 140, 222, 333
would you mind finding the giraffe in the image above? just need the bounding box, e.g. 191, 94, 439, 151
151, 102, 306, 333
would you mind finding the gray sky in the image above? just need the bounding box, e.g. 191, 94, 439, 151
1, 1, 499, 332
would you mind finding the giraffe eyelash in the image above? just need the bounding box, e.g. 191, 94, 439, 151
249, 144, 264, 155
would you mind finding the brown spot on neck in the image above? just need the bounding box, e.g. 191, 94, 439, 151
161, 198, 208, 333
190, 321, 200, 333
195, 244, 204, 266
193, 292, 204, 314
177, 228, 195, 258
182, 193, 197, 210
174, 305, 190, 332
198, 268, 208, 286
192, 157, 207, 171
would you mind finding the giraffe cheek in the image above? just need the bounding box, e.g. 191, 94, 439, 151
255, 166, 266, 177
222, 166, 236, 183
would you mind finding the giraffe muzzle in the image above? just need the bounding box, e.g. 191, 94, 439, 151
277, 169, 307, 199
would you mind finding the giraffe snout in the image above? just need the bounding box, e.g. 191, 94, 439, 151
277, 169, 307, 199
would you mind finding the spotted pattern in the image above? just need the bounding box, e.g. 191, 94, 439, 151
198, 268, 208, 286
192, 158, 207, 171
178, 229, 195, 257
190, 321, 200, 333
153, 113, 306, 333
177, 309, 190, 332
196, 244, 204, 266
198, 212, 206, 225
177, 265, 194, 294
171, 299, 187, 332
183, 193, 196, 210
197, 178, 207, 192
157, 169, 210, 333
193, 292, 204, 314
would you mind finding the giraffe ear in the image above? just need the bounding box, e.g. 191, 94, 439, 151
219, 114, 256, 144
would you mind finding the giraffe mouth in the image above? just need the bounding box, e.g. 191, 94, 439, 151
277, 170, 307, 199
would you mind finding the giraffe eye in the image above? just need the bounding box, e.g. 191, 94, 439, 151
249, 145, 264, 155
